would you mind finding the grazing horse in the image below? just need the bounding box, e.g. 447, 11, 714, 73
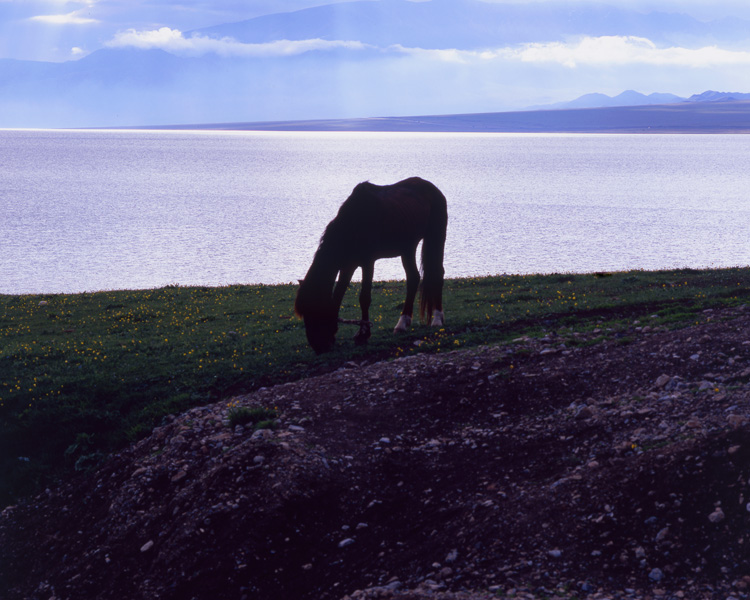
295, 177, 448, 354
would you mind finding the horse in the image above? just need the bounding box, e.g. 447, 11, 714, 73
295, 177, 448, 354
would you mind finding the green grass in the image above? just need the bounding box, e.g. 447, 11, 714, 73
2, 267, 750, 505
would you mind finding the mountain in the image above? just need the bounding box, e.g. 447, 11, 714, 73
189, 0, 750, 50
538, 90, 686, 110
152, 99, 750, 133
687, 91, 750, 102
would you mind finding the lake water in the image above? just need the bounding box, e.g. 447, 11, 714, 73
3, 129, 750, 295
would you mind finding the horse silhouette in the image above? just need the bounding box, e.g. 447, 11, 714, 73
295, 177, 447, 354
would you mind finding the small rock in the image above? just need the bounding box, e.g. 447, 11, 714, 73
708, 508, 725, 523
548, 549, 562, 558
170, 470, 187, 483
288, 425, 305, 433
140, 540, 154, 553
253, 455, 264, 465
338, 538, 355, 548
654, 374, 671, 388
445, 549, 458, 563
648, 567, 664, 582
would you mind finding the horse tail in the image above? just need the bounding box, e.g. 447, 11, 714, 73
419, 186, 447, 323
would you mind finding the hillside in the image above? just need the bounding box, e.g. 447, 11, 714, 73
155, 99, 750, 133
3, 304, 750, 599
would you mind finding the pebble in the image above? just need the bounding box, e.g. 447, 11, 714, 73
140, 540, 154, 553
338, 538, 355, 548
170, 470, 187, 483
648, 567, 664, 582
708, 508, 725, 523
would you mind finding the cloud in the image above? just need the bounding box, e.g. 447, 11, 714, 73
30, 10, 98, 25
513, 36, 750, 68
105, 27, 369, 57
397, 36, 750, 69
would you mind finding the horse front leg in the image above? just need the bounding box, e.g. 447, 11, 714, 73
394, 250, 420, 333
333, 265, 356, 319
354, 262, 374, 345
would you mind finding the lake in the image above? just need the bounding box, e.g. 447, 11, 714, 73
2, 129, 750, 295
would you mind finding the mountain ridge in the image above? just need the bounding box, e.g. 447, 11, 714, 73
138, 93, 750, 133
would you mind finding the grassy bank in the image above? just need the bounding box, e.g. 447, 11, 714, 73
2, 267, 750, 505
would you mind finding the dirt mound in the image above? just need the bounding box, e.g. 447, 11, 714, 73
3, 306, 750, 600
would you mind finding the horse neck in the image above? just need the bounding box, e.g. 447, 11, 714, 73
304, 248, 339, 301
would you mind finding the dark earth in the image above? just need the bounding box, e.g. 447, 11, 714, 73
4, 305, 750, 600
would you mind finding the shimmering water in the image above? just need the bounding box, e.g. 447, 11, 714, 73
3, 129, 750, 294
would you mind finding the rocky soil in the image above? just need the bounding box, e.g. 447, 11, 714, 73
4, 306, 750, 600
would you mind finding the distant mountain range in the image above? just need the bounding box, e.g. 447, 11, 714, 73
542, 90, 750, 110
187, 0, 750, 52
148, 93, 750, 134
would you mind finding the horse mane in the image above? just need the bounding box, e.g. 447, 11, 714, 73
316, 181, 375, 257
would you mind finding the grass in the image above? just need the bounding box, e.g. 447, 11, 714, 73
2, 267, 750, 505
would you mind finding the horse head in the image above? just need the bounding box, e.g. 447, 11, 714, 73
294, 278, 339, 354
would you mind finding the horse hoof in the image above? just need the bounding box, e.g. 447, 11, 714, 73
354, 323, 371, 345
430, 310, 445, 327
393, 314, 412, 333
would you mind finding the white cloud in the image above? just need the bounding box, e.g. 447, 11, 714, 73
30, 10, 98, 25
396, 36, 750, 69
105, 27, 369, 57
513, 36, 750, 68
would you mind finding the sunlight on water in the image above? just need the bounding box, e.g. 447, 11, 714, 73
2, 130, 750, 294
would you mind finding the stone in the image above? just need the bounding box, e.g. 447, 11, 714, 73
708, 508, 725, 523
338, 538, 355, 548
654, 374, 671, 388
140, 540, 154, 553
648, 567, 664, 582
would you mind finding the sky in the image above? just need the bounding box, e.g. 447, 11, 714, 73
6, 0, 750, 62
3, 0, 750, 126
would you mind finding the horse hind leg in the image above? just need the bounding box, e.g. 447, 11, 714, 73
395, 250, 419, 334
394, 314, 412, 333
